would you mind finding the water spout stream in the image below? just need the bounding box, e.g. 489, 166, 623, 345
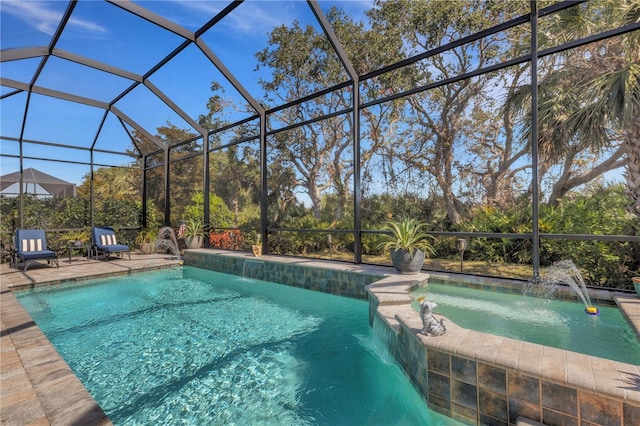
243, 259, 264, 279
524, 260, 598, 315
155, 227, 181, 260
546, 260, 593, 307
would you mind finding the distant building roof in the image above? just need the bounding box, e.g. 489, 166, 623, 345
0, 168, 76, 199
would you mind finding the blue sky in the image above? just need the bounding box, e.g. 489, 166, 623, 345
1, 0, 374, 187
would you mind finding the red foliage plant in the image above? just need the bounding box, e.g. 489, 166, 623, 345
209, 230, 243, 250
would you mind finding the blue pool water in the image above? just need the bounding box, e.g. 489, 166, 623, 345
15, 267, 460, 426
411, 283, 640, 365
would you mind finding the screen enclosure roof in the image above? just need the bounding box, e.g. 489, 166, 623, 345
1, 0, 369, 161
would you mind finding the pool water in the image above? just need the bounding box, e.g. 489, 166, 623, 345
411, 283, 640, 365
15, 267, 461, 426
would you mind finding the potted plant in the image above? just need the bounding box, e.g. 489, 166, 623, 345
62, 228, 90, 248
633, 276, 640, 298
252, 233, 262, 257
135, 228, 157, 255
180, 218, 205, 249
378, 218, 436, 274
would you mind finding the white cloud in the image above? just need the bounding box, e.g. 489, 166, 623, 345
68, 15, 107, 34
2, 1, 106, 36
225, 1, 293, 34
168, 0, 223, 16
143, 1, 374, 38
167, 0, 298, 36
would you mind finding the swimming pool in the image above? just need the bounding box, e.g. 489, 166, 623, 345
411, 283, 640, 365
15, 267, 461, 425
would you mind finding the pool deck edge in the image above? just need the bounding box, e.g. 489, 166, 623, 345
1, 253, 180, 425
616, 295, 640, 341
1, 288, 111, 426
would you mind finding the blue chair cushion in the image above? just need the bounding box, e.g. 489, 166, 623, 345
18, 250, 57, 260
100, 243, 130, 253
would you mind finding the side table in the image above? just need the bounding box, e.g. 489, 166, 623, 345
68, 242, 91, 263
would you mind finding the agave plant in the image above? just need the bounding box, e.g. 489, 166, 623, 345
378, 218, 436, 257
180, 218, 205, 238
61, 228, 91, 245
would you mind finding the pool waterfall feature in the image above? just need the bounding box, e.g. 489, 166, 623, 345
185, 249, 640, 426
242, 258, 264, 279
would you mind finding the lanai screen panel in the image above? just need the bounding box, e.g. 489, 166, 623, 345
35, 56, 133, 103
0, 92, 28, 140
198, 0, 350, 105
0, 167, 74, 198
531, 5, 636, 288
94, 114, 141, 157
55, 1, 186, 74
134, 1, 229, 32
0, 57, 42, 85
148, 43, 257, 129
209, 137, 261, 237
144, 150, 166, 228
1, 160, 90, 230
114, 84, 199, 143
21, 95, 105, 149
169, 145, 203, 225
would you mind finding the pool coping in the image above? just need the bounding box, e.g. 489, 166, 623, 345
1, 286, 111, 425
365, 270, 640, 424
369, 275, 640, 401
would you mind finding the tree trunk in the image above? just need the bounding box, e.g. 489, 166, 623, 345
309, 181, 323, 220
436, 138, 460, 224
624, 116, 640, 216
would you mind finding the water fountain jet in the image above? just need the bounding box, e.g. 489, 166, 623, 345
526, 260, 599, 315
155, 227, 181, 260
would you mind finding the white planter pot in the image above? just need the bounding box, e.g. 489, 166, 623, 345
140, 242, 154, 254
185, 236, 203, 249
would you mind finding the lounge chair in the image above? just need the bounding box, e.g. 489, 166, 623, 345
92, 226, 131, 260
13, 229, 59, 272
